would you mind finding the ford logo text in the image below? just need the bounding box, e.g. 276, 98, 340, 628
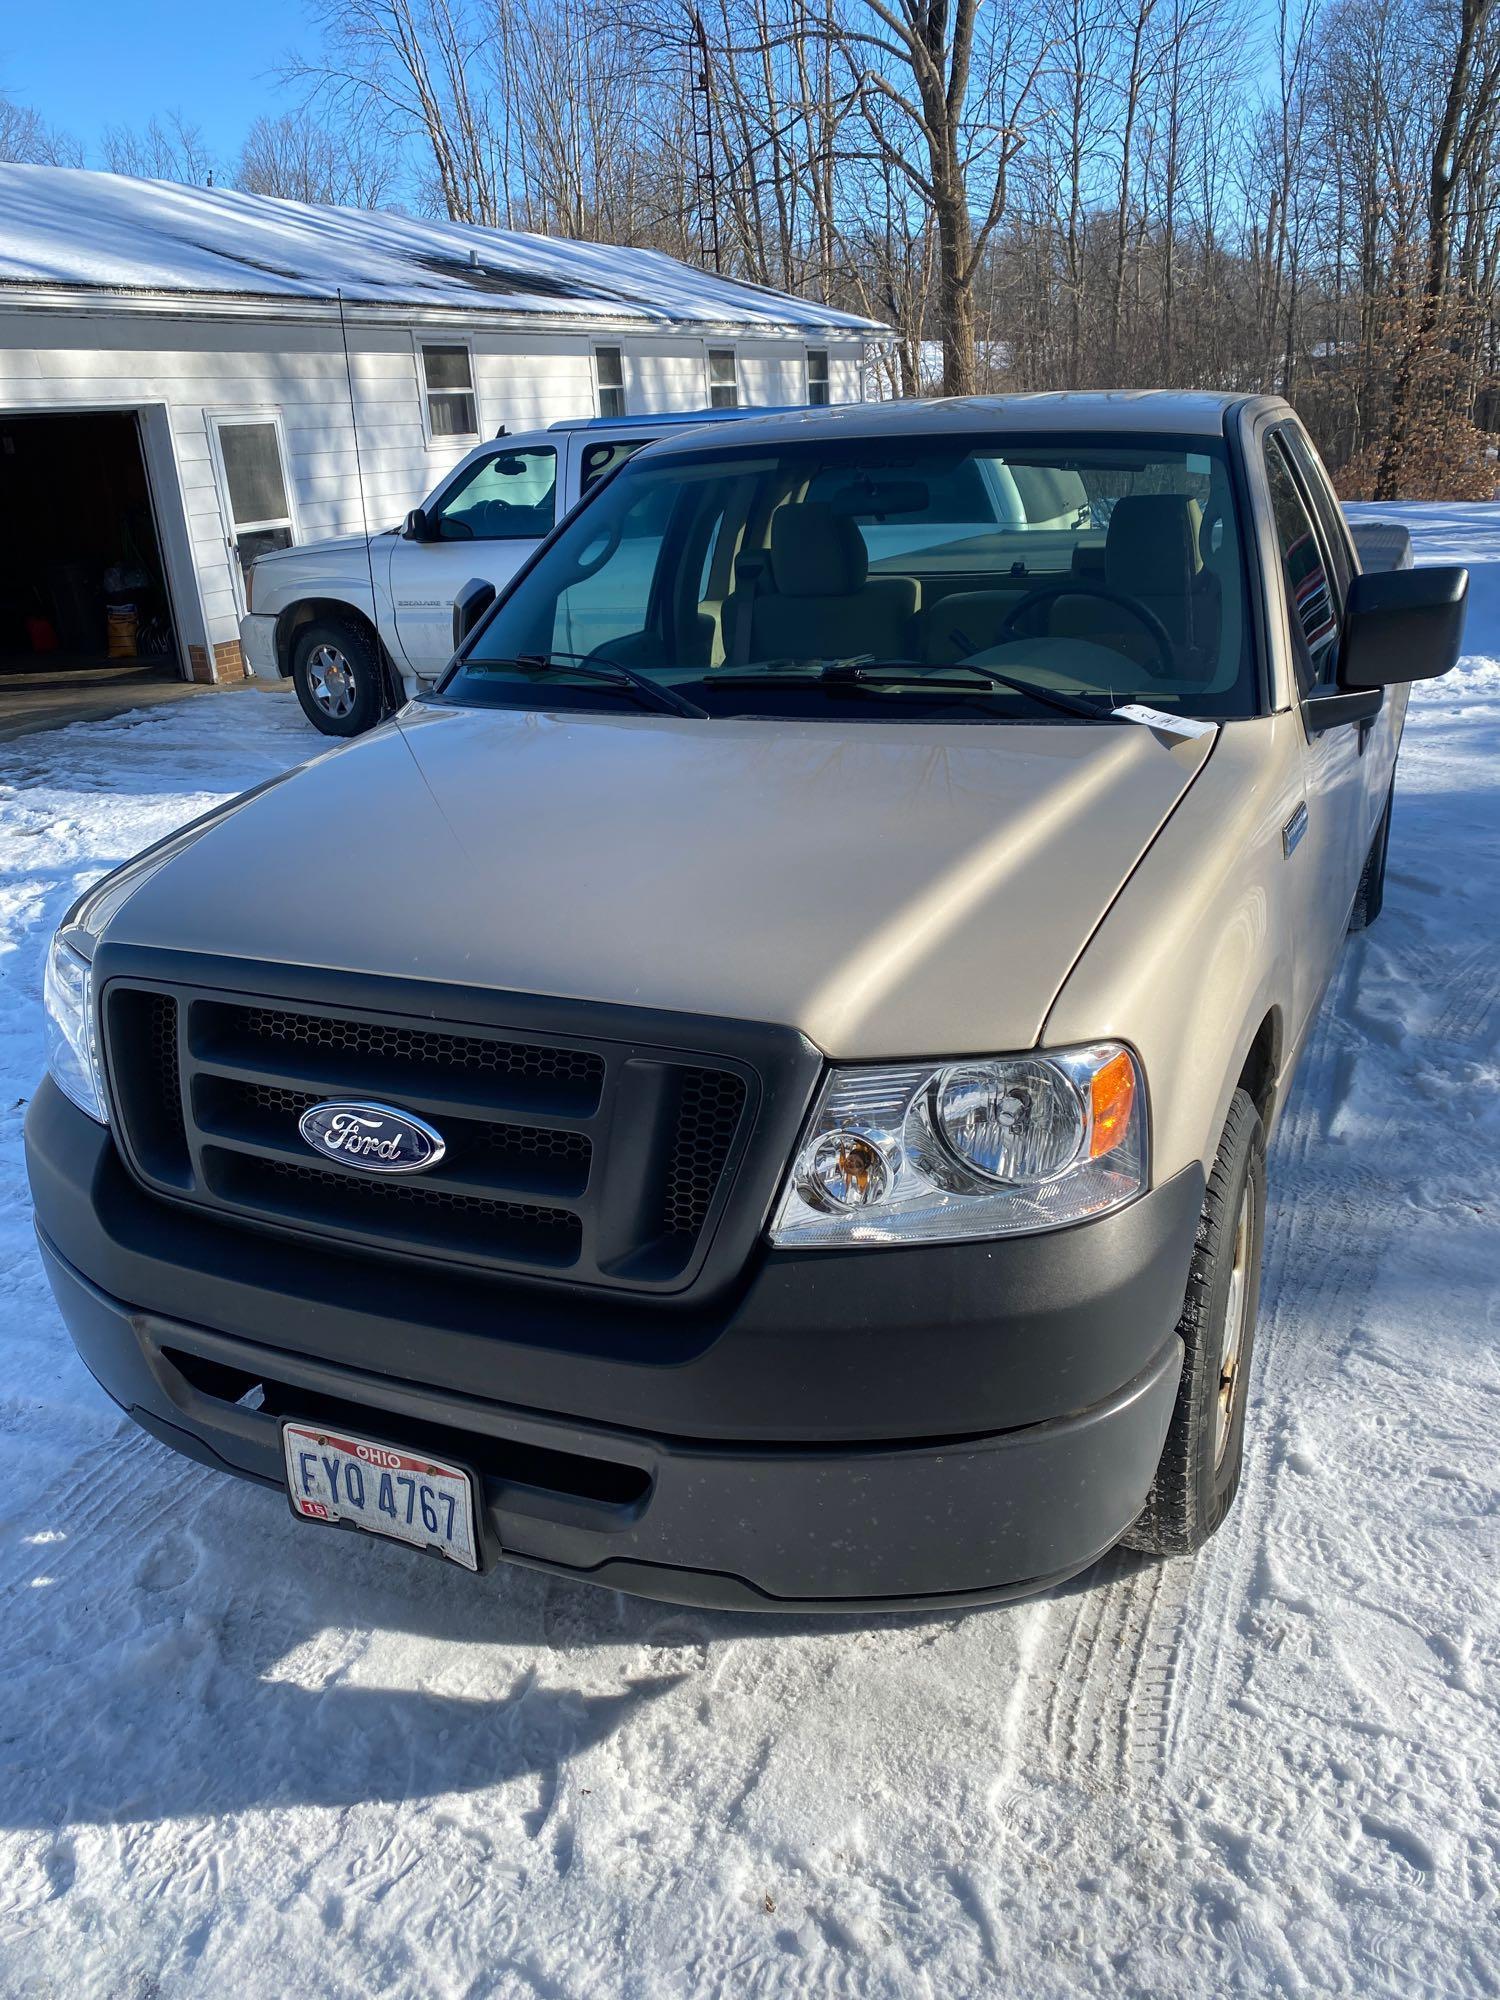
297, 1101, 447, 1175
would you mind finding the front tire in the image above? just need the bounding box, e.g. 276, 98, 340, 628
291, 617, 387, 737
1124, 1088, 1266, 1557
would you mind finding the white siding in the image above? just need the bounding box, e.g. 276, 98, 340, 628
827, 345, 863, 404
623, 341, 712, 415
470, 335, 597, 436
734, 338, 806, 408
0, 307, 872, 666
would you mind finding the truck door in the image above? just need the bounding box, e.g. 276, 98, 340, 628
390, 444, 558, 674
1260, 428, 1367, 1035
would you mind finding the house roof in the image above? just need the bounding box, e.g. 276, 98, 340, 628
0, 165, 881, 336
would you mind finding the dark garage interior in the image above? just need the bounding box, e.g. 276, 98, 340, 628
0, 410, 181, 687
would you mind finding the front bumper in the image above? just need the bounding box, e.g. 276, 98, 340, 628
237, 611, 282, 681
26, 1079, 1198, 1610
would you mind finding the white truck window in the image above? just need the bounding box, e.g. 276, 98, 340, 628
420, 344, 479, 440
580, 437, 651, 495
432, 447, 557, 542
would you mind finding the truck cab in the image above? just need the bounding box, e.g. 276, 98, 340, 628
238, 407, 793, 735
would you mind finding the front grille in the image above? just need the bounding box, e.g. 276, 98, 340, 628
662, 1067, 747, 1241
102, 983, 761, 1293
226, 1156, 583, 1267
219, 1003, 605, 1112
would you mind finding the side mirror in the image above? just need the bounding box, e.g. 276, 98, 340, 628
403, 507, 430, 541
1340, 566, 1468, 690
452, 577, 496, 652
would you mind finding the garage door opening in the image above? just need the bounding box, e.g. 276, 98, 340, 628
0, 410, 182, 688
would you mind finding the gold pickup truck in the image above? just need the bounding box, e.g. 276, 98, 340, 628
29, 393, 1467, 1610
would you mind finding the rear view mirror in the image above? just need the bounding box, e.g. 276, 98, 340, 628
1340, 566, 1467, 690
826, 479, 930, 519
452, 577, 496, 652
403, 507, 430, 541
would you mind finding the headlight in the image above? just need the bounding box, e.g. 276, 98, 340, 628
44, 928, 106, 1123
40, 794, 273, 1127
770, 1043, 1146, 1248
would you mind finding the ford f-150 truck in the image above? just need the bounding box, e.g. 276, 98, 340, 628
239, 407, 786, 735
29, 393, 1466, 1611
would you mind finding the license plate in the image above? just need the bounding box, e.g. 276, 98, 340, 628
281, 1421, 480, 1572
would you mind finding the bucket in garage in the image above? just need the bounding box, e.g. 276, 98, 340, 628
106, 604, 138, 659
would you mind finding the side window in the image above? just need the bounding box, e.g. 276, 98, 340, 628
432, 448, 557, 542
419, 343, 479, 441
1280, 425, 1353, 597
1264, 436, 1340, 692
579, 436, 651, 496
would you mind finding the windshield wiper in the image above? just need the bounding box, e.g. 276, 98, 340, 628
820, 659, 1122, 723
710, 657, 1116, 721
471, 650, 708, 720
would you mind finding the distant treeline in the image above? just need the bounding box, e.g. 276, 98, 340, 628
7, 0, 1499, 497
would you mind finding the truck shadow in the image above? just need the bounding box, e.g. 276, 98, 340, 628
0, 1417, 1143, 1831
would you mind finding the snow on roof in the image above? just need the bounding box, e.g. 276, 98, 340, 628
0, 165, 882, 334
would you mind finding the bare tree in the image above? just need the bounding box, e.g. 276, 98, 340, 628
840, 0, 1047, 393
287, 0, 504, 222
1375, 0, 1500, 492
102, 112, 216, 184
235, 110, 400, 206
0, 96, 83, 166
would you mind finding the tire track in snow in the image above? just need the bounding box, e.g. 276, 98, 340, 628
1015, 914, 1418, 1799
1027, 1546, 1193, 1790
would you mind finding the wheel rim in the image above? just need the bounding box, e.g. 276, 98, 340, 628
1215, 1180, 1254, 1467
306, 644, 357, 719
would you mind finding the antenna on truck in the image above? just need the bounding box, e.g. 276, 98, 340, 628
336, 286, 382, 645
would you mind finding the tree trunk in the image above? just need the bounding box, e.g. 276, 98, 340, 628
934, 175, 977, 394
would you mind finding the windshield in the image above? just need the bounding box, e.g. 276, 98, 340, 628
442, 430, 1255, 723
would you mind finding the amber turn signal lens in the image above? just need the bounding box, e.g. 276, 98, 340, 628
1089, 1049, 1137, 1159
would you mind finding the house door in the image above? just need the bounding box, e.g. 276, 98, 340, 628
208, 414, 296, 618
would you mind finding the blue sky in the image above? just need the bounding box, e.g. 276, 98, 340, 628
2, 0, 314, 168
7, 1, 1285, 186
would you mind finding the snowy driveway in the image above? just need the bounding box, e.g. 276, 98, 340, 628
1, 510, 1497, 1998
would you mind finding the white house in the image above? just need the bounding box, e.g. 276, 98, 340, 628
0, 165, 882, 685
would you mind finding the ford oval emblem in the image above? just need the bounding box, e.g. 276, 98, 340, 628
297, 1101, 447, 1175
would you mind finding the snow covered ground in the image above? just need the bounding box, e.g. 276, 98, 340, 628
0, 508, 1496, 1998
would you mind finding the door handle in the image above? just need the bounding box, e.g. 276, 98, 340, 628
1283, 802, 1309, 857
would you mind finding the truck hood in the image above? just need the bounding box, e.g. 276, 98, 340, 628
253, 530, 389, 566
110, 703, 1213, 1058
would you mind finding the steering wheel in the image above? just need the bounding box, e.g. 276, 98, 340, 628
474, 498, 521, 533
999, 580, 1176, 680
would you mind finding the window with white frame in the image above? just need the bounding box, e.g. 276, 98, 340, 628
806, 348, 830, 405
595, 345, 627, 418
419, 341, 479, 440
707, 347, 738, 409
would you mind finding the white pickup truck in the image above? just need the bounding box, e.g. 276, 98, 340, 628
239, 407, 786, 735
